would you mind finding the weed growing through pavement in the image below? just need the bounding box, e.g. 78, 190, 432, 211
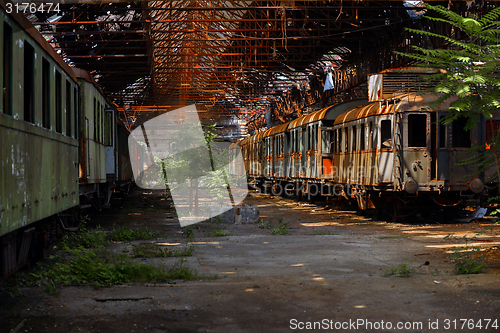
108, 227, 160, 242
24, 246, 210, 294
258, 218, 290, 235
132, 244, 194, 258
383, 263, 412, 278
210, 229, 230, 237
61, 224, 163, 249
307, 231, 339, 235
258, 219, 270, 229
444, 229, 490, 274
182, 226, 194, 239
19, 224, 212, 294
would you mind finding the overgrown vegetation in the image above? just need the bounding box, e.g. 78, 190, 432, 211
395, 4, 500, 189
61, 223, 163, 249
258, 218, 290, 235
15, 223, 212, 294
383, 263, 412, 278
182, 226, 194, 239
444, 228, 490, 274
210, 228, 230, 237
132, 244, 194, 258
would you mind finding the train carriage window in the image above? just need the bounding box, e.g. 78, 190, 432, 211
104, 111, 112, 145
101, 106, 105, 143
3, 22, 12, 115
369, 121, 375, 149
352, 126, 357, 151
97, 101, 101, 143
55, 71, 62, 133
74, 87, 78, 139
408, 114, 427, 147
66, 80, 72, 137
439, 116, 446, 148
321, 129, 331, 153
360, 124, 365, 150
380, 119, 392, 148
486, 120, 500, 148
312, 125, 316, 150
93, 98, 97, 141
344, 128, 349, 152
23, 42, 35, 123
299, 129, 304, 151
337, 129, 341, 152
309, 126, 313, 151
42, 59, 50, 128
452, 117, 471, 148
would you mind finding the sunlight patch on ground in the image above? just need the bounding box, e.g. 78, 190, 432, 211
300, 222, 340, 227
188, 241, 221, 245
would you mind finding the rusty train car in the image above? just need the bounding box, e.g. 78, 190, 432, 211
234, 68, 499, 218
0, 2, 136, 276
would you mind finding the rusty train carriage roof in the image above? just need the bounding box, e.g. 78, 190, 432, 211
23, 0, 496, 134
332, 92, 458, 125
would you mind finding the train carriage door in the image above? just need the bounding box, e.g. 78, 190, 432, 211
404, 113, 430, 186
319, 126, 335, 179
377, 117, 394, 183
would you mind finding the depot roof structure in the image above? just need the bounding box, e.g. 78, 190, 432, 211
25, 0, 496, 135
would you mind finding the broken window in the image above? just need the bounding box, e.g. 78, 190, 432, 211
321, 129, 331, 153
452, 117, 471, 148
55, 71, 62, 133
360, 124, 365, 150
3, 22, 12, 115
368, 122, 373, 149
380, 119, 392, 148
23, 42, 35, 123
94, 98, 97, 141
407, 114, 427, 147
352, 126, 357, 151
74, 87, 78, 139
66, 81, 72, 137
485, 120, 499, 148
105, 111, 113, 146
42, 59, 50, 129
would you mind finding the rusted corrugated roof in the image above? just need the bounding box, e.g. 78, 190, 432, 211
333, 93, 457, 125
289, 99, 369, 129
263, 122, 290, 137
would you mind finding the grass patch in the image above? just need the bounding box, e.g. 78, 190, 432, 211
17, 225, 211, 294
60, 226, 164, 249
210, 228, 230, 237
258, 218, 290, 235
132, 244, 194, 258
308, 231, 339, 235
444, 229, 490, 275
24, 248, 210, 294
383, 263, 412, 278
108, 227, 162, 242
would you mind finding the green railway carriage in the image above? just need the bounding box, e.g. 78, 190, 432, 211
0, 2, 79, 275
74, 69, 109, 189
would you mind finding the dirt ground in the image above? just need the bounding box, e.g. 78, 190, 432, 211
1, 189, 500, 333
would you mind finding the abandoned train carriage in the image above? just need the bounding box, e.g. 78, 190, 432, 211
74, 68, 116, 206
236, 70, 499, 215
0, 3, 80, 275
0, 1, 136, 276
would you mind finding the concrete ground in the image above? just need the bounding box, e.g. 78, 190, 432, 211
1, 190, 500, 333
